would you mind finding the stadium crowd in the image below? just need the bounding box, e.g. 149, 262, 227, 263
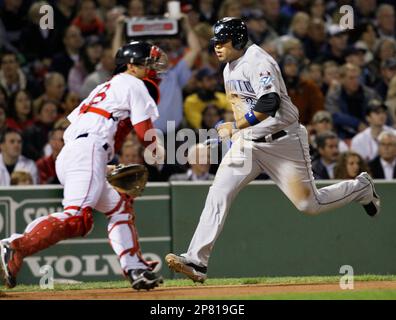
0, 0, 396, 186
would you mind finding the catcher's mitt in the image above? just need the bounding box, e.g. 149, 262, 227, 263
107, 164, 149, 198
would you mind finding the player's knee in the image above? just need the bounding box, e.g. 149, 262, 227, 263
294, 200, 319, 215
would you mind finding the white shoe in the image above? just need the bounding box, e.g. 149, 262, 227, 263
165, 253, 207, 283
357, 172, 380, 217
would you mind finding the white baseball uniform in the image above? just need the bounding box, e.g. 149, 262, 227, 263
4, 73, 159, 273
182, 44, 375, 267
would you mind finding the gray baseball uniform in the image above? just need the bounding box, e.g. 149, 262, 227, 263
181, 44, 374, 267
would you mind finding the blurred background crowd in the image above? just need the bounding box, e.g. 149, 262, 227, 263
0, 0, 396, 186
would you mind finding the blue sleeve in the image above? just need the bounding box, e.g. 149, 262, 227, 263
174, 59, 192, 88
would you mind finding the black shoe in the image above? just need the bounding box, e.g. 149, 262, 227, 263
165, 253, 207, 283
0, 241, 17, 289
127, 269, 163, 291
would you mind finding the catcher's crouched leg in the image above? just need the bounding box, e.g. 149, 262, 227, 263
1, 207, 93, 288
105, 194, 162, 290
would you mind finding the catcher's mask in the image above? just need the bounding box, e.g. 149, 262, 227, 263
114, 41, 168, 75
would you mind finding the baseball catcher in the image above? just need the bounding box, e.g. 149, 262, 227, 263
0, 41, 166, 291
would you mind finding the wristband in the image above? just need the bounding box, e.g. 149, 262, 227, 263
214, 120, 224, 129
244, 111, 260, 126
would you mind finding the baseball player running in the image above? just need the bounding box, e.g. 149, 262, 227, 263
0, 41, 165, 290
166, 18, 380, 283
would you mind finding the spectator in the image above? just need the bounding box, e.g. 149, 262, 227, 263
282, 38, 306, 66
192, 22, 219, 71
308, 0, 332, 27
325, 63, 380, 139
127, 0, 144, 18
20, 1, 56, 63
304, 18, 327, 61
0, 51, 37, 98
309, 110, 349, 161
6, 90, 34, 131
72, 0, 105, 38
201, 104, 223, 130
22, 100, 59, 161
50, 25, 84, 81
170, 144, 214, 181
33, 72, 66, 114
304, 63, 323, 90
369, 131, 396, 179
375, 57, 396, 100
321, 25, 348, 65
354, 0, 377, 24
287, 11, 310, 43
68, 35, 104, 96
343, 44, 373, 86
10, 170, 34, 186
198, 0, 217, 24
218, 0, 242, 19
118, 140, 164, 181
244, 10, 278, 46
61, 91, 81, 117
311, 131, 340, 179
184, 68, 231, 129
322, 61, 340, 96
146, 0, 165, 16
80, 47, 115, 98
0, 128, 38, 185
334, 151, 369, 179
52, 0, 78, 54
0, 105, 7, 138
154, 15, 201, 133
36, 128, 65, 184
376, 4, 395, 39
351, 99, 394, 162
0, 0, 27, 50
281, 55, 324, 125
352, 22, 378, 63
96, 0, 117, 22
260, 0, 291, 35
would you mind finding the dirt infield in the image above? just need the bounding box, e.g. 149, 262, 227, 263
1, 281, 396, 300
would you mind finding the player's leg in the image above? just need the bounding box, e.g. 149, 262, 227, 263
0, 138, 107, 288
94, 183, 163, 290
256, 124, 379, 215
166, 138, 262, 282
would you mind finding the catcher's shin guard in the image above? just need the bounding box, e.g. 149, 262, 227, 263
8, 207, 93, 277
107, 195, 158, 272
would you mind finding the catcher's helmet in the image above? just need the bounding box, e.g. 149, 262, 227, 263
211, 17, 248, 50
114, 41, 168, 74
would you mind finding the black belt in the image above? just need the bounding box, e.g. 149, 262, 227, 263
252, 130, 287, 143
76, 133, 109, 151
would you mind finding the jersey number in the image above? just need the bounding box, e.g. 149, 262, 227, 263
89, 83, 111, 106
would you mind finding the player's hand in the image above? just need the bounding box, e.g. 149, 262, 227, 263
216, 122, 236, 139
107, 165, 116, 175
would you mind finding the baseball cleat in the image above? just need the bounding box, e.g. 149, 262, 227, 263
357, 172, 380, 217
127, 269, 163, 291
0, 241, 17, 289
165, 253, 207, 283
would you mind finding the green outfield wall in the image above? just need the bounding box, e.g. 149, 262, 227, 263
0, 181, 395, 285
